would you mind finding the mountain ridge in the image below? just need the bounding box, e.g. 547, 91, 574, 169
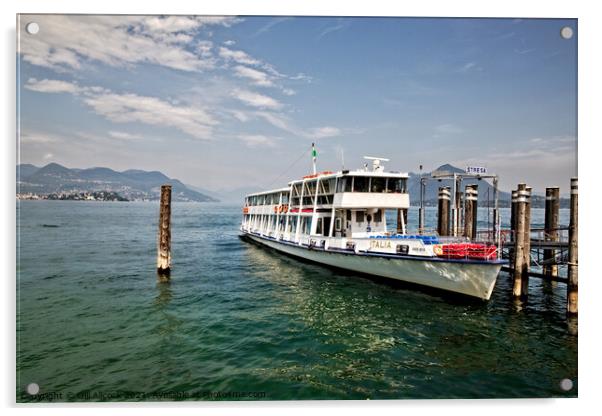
17, 163, 218, 202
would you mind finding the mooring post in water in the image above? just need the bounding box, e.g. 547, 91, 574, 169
522, 186, 532, 295
455, 176, 462, 237
512, 183, 528, 298
543, 187, 560, 277
396, 208, 408, 234
437, 186, 450, 236
418, 177, 426, 234
509, 189, 518, 263
463, 184, 478, 240
492, 177, 500, 246
567, 178, 578, 315
157, 185, 172, 277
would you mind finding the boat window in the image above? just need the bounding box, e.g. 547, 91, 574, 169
282, 193, 289, 204
323, 179, 334, 194
374, 209, 382, 222
335, 217, 342, 231
305, 180, 317, 195
356, 211, 364, 223
291, 197, 300, 206
371, 177, 386, 193
292, 183, 301, 196
336, 177, 344, 193
345, 177, 353, 192
318, 195, 333, 205
316, 218, 323, 235
353, 176, 369, 192
346, 210, 352, 221
387, 178, 407, 193
303, 196, 314, 206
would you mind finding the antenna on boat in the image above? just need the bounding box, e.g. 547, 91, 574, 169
363, 156, 390, 172
312, 142, 317, 175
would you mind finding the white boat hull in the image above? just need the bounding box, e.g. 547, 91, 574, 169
242, 233, 503, 300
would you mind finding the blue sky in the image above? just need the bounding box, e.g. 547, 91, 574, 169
18, 15, 577, 192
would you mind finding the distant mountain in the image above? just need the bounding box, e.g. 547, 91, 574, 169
17, 163, 218, 202
407, 164, 511, 206
17, 163, 40, 180
183, 183, 224, 202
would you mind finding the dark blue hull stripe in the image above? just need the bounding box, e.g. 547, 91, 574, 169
241, 231, 508, 266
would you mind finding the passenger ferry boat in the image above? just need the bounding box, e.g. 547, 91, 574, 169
240, 148, 506, 300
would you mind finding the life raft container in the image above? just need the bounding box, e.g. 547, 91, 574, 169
437, 243, 497, 260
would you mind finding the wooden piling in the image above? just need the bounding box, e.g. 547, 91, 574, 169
567, 178, 578, 315
543, 187, 560, 277
512, 183, 528, 298
455, 178, 462, 236
437, 186, 451, 236
396, 208, 408, 234
463, 184, 478, 240
523, 186, 532, 287
403, 209, 408, 233
157, 185, 172, 277
509, 189, 517, 263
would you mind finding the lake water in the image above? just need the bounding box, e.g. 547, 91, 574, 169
16, 201, 577, 401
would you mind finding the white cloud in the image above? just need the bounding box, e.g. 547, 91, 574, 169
84, 92, 217, 139
232, 89, 282, 110
218, 46, 260, 66
229, 110, 251, 122
196, 40, 214, 59
43, 153, 54, 160
24, 78, 82, 94
233, 65, 273, 87
223, 40, 236, 46
108, 131, 143, 140
27, 78, 218, 140
238, 134, 277, 148
251, 111, 343, 141
20, 131, 61, 144
308, 126, 341, 139
253, 17, 292, 37
317, 19, 350, 39
458, 62, 483, 73
19, 15, 240, 73
255, 111, 297, 133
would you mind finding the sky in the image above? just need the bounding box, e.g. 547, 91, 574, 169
17, 15, 577, 193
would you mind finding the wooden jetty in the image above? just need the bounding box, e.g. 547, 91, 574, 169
498, 180, 577, 314
422, 170, 578, 316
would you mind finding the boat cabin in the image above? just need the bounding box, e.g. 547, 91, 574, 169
241, 158, 410, 244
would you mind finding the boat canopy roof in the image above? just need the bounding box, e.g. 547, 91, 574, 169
287, 169, 408, 186
245, 187, 290, 198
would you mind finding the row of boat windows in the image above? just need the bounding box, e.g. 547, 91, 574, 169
335, 177, 407, 193
246, 193, 290, 206
243, 209, 384, 236
245, 176, 407, 206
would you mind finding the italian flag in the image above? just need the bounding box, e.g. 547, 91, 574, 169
312, 143, 317, 160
